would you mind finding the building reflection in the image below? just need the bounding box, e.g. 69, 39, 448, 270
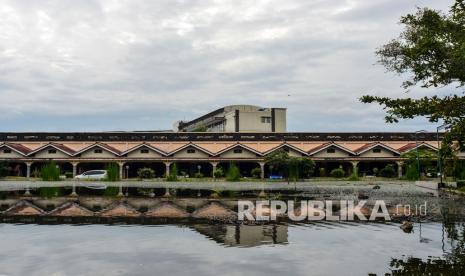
191, 224, 288, 247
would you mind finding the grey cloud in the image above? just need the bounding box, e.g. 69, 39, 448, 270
0, 0, 453, 131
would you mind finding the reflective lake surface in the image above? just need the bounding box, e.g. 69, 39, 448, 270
0, 221, 464, 276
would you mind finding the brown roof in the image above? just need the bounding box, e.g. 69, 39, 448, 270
50, 143, 77, 154
353, 143, 377, 153
4, 143, 32, 154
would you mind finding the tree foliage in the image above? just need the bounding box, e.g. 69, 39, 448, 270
40, 162, 61, 181
105, 163, 120, 182
264, 149, 315, 179
137, 167, 155, 179
226, 163, 241, 181
0, 162, 8, 178
361, 1, 465, 153
166, 163, 178, 181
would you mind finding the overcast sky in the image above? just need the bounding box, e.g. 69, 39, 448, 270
0, 0, 454, 132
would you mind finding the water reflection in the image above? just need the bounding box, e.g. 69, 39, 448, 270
0, 221, 464, 275
191, 224, 288, 247
386, 222, 465, 275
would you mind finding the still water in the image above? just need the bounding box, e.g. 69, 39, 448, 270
0, 221, 463, 276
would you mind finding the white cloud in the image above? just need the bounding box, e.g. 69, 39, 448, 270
0, 0, 454, 131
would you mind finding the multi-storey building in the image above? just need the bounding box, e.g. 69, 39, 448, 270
174, 105, 286, 133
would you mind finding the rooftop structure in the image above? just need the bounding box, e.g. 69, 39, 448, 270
174, 105, 286, 133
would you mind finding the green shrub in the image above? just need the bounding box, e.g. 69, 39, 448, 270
194, 172, 203, 178
319, 168, 326, 177
0, 162, 8, 178
460, 169, 465, 180
348, 167, 359, 181
299, 158, 316, 178
251, 167, 262, 179
330, 168, 345, 178
137, 167, 155, 179
454, 160, 465, 180
406, 164, 419, 181
379, 164, 396, 178
39, 187, 62, 198
64, 172, 73, 179
105, 163, 120, 181
213, 167, 224, 178
372, 167, 379, 176
166, 163, 178, 181
226, 163, 241, 181
32, 169, 41, 178
40, 162, 61, 181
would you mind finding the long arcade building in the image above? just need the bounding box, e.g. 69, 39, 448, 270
0, 131, 462, 179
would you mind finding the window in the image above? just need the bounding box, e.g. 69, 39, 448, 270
140, 149, 149, 154
372, 148, 381, 153
94, 149, 103, 154
187, 149, 196, 154
48, 149, 57, 154
3, 149, 11, 154
233, 149, 243, 154
261, 116, 271, 123
326, 148, 336, 153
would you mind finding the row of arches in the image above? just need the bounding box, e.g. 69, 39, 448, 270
1, 160, 420, 179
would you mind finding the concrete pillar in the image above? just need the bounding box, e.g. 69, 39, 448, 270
351, 161, 359, 175
164, 162, 171, 177
25, 162, 33, 179
211, 162, 218, 178
118, 162, 125, 180
259, 162, 265, 179
72, 162, 79, 178
397, 161, 404, 179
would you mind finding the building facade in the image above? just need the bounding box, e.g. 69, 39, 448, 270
1, 131, 460, 180
174, 105, 286, 133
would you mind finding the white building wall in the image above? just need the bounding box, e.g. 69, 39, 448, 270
0, 148, 23, 158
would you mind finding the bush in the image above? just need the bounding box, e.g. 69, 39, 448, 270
166, 163, 178, 181
105, 163, 120, 181
406, 164, 419, 181
299, 158, 316, 178
65, 172, 73, 178
226, 163, 241, 181
213, 168, 224, 178
137, 167, 155, 179
319, 168, 326, 177
0, 162, 8, 178
348, 167, 359, 181
194, 172, 203, 178
372, 167, 379, 176
32, 169, 41, 178
251, 167, 262, 179
330, 168, 345, 178
379, 164, 396, 178
40, 162, 61, 181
